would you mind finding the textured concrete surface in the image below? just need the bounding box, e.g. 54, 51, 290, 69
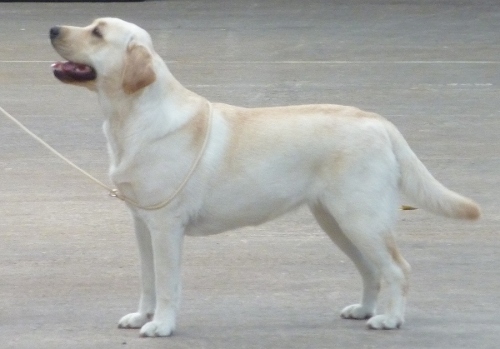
1, 1, 499, 348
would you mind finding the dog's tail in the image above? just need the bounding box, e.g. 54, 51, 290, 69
386, 121, 481, 220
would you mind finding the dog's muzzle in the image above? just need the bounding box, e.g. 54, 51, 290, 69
50, 26, 97, 83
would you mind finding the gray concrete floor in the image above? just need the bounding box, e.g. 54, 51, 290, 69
1, 1, 499, 348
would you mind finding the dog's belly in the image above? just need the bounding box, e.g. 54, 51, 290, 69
185, 202, 304, 236
184, 183, 311, 236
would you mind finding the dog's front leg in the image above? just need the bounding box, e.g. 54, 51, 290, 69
118, 214, 156, 329
138, 213, 184, 337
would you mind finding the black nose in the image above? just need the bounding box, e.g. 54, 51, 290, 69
49, 26, 60, 40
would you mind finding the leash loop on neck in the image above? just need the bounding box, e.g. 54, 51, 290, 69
120, 102, 214, 210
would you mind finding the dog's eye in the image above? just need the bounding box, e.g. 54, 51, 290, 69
92, 26, 103, 38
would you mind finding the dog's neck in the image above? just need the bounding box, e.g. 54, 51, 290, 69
98, 57, 207, 164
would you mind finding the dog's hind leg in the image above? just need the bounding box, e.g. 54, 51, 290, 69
316, 190, 411, 329
310, 203, 380, 320
118, 214, 156, 329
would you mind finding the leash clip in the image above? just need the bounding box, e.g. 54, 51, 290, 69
109, 189, 121, 199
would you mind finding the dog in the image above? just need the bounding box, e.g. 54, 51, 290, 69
50, 17, 480, 337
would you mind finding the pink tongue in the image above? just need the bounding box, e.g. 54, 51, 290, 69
54, 62, 92, 73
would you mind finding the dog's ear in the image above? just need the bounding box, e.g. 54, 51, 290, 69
122, 42, 156, 94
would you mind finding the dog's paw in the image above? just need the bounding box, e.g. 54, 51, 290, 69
340, 304, 375, 320
366, 314, 403, 330
118, 312, 152, 329
139, 320, 175, 337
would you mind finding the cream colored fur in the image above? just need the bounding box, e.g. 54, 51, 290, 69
51, 18, 480, 337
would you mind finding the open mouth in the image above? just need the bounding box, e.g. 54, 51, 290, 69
51, 61, 96, 82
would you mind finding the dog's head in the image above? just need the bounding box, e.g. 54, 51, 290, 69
50, 17, 156, 94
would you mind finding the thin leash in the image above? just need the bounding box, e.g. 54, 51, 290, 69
0, 103, 214, 211
0, 104, 416, 211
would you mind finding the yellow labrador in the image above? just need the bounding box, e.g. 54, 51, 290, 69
50, 18, 480, 337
